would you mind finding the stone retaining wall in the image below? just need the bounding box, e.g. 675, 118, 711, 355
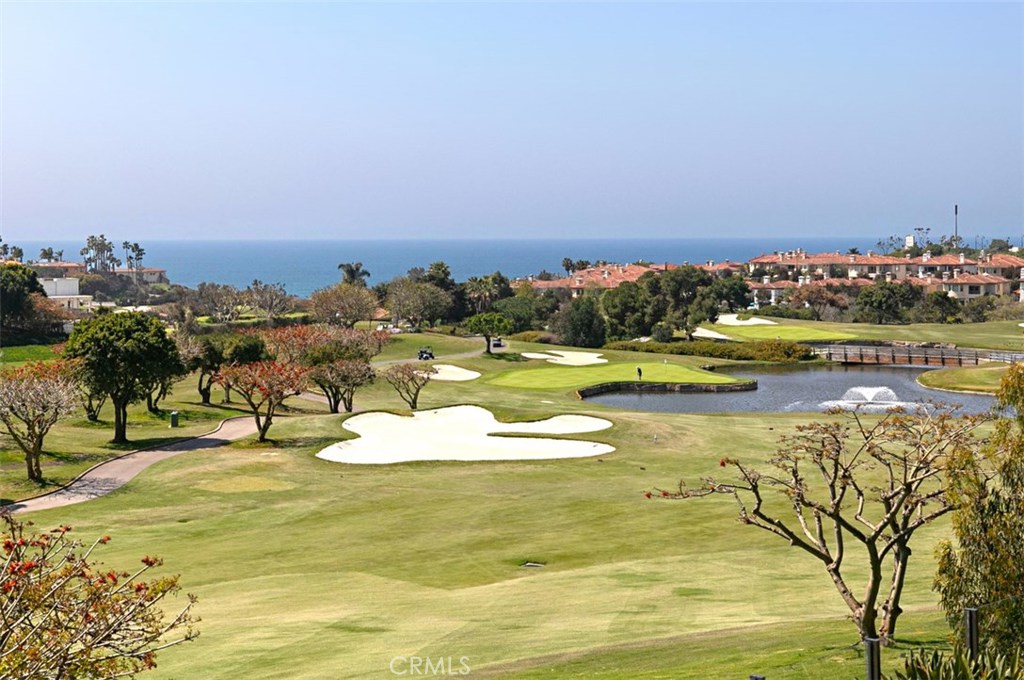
577, 380, 757, 399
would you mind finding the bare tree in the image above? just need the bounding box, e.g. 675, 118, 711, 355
654, 407, 989, 642
310, 284, 378, 328
244, 280, 292, 319
383, 363, 436, 410
0, 361, 79, 482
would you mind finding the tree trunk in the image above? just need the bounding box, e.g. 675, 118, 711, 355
484, 334, 492, 354
879, 544, 911, 640
31, 445, 43, 482
112, 401, 129, 444
26, 450, 41, 483
222, 386, 232, 403
257, 415, 272, 442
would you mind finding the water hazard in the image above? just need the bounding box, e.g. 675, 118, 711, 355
584, 364, 996, 415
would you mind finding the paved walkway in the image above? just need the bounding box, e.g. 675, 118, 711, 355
4, 417, 257, 514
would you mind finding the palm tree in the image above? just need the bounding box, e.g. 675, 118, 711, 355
54, 249, 64, 262
561, 257, 574, 277
338, 262, 371, 287
39, 247, 55, 262
464, 276, 498, 314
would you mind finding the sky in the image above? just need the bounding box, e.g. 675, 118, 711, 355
1, 1, 1021, 242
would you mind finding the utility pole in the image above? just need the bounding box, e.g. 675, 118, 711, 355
954, 204, 959, 245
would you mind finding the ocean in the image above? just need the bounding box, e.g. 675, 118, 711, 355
19, 236, 889, 297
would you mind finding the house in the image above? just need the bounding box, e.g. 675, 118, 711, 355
28, 261, 88, 279
114, 267, 169, 285
747, 250, 909, 280
977, 253, 1024, 280
529, 263, 674, 298
939, 272, 1011, 300
747, 278, 798, 308
906, 252, 978, 278
695, 260, 745, 278
40, 277, 93, 310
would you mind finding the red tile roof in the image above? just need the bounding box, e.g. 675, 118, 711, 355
748, 252, 907, 267
981, 253, 1024, 268
908, 254, 977, 266
529, 263, 665, 291
942, 273, 1009, 285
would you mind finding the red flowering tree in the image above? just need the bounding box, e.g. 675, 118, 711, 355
383, 363, 436, 410
261, 325, 389, 414
0, 361, 79, 483
648, 408, 989, 643
0, 514, 198, 679
214, 361, 309, 442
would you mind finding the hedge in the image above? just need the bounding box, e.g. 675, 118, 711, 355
604, 339, 814, 362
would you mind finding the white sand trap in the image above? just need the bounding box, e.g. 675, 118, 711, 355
717, 313, 777, 326
427, 364, 481, 381
693, 327, 733, 341
520, 350, 607, 366
316, 405, 615, 464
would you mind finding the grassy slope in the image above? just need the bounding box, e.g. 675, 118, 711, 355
25, 409, 952, 680
488, 361, 736, 390
375, 331, 484, 362
12, 339, 959, 679
718, 318, 1024, 350
707, 324, 857, 342
918, 364, 1009, 394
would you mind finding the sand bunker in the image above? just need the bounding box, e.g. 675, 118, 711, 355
316, 405, 614, 464
427, 364, 481, 381
717, 313, 777, 326
692, 327, 733, 341
520, 351, 608, 366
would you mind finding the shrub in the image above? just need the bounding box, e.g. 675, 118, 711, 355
604, 339, 814, 362
650, 323, 675, 343
888, 648, 1024, 680
507, 330, 559, 344
754, 305, 817, 320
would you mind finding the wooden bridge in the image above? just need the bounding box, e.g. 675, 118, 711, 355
811, 344, 1024, 367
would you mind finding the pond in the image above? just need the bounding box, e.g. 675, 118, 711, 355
584, 364, 997, 415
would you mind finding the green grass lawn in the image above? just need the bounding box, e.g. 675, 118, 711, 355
707, 323, 857, 342
374, 331, 484, 362
736, 318, 1024, 350
0, 343, 59, 364
7, 338, 970, 679
489, 361, 736, 390
22, 408, 955, 680
917, 363, 1009, 394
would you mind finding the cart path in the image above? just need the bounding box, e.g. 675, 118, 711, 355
4, 417, 257, 514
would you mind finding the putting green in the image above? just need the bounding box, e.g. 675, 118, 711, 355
488, 361, 736, 390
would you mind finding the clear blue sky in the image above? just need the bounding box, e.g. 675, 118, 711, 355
1, 2, 1021, 241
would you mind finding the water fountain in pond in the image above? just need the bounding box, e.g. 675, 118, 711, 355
816, 386, 931, 414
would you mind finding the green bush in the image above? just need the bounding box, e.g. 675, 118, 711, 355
888, 649, 1024, 680
604, 339, 814, 362
507, 331, 559, 344
753, 305, 817, 320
